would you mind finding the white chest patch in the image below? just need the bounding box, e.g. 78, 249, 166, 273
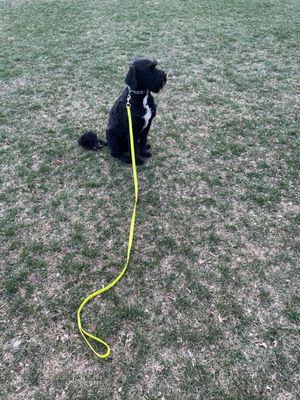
142, 94, 152, 130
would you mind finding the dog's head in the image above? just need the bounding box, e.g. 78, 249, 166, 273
125, 58, 167, 93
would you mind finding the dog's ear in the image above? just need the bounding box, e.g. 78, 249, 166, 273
125, 66, 138, 89
150, 60, 158, 68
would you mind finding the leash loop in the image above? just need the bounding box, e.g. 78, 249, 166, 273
77, 97, 138, 359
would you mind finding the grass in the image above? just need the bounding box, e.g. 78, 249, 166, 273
0, 0, 299, 399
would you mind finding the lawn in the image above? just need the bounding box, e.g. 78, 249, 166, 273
0, 0, 299, 399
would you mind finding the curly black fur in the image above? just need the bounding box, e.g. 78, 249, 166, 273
78, 131, 107, 151
106, 58, 167, 165
78, 58, 166, 164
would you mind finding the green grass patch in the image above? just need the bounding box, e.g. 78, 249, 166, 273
1, 0, 299, 399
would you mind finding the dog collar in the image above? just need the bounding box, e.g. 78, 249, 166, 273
126, 85, 148, 95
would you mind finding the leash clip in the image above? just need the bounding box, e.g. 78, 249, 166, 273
126, 94, 131, 107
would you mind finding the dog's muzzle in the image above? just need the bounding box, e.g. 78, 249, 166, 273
153, 70, 167, 93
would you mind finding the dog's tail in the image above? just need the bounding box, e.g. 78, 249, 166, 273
78, 131, 108, 151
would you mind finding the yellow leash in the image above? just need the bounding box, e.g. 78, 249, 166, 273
77, 94, 138, 359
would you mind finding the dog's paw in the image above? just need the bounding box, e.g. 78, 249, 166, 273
120, 155, 143, 165
117, 154, 131, 164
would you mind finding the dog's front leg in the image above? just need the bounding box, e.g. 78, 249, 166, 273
128, 132, 144, 165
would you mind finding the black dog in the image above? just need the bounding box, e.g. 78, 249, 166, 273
78, 58, 166, 164
106, 58, 167, 165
